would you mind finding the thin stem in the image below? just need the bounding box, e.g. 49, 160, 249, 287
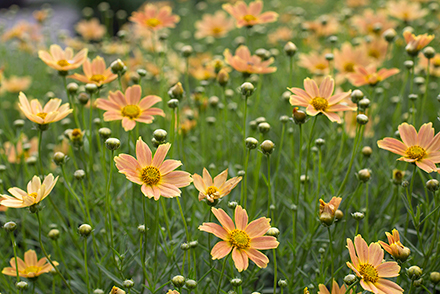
420, 58, 430, 124
327, 226, 334, 282
304, 116, 318, 219
105, 150, 116, 267
242, 96, 248, 157
266, 154, 273, 220
84, 238, 90, 294
10, 232, 20, 294
216, 257, 228, 294
38, 129, 44, 176
60, 165, 86, 218
241, 150, 250, 208
272, 248, 277, 294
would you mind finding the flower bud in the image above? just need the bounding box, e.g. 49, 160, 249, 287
3, 221, 17, 232
325, 53, 334, 61
315, 138, 325, 146
53, 152, 66, 165
78, 92, 90, 105
266, 227, 280, 237
356, 114, 369, 125
383, 28, 396, 42
48, 229, 60, 240
402, 180, 409, 188
171, 275, 185, 288
258, 122, 271, 134
284, 41, 297, 56
430, 272, 440, 284
362, 146, 373, 157
137, 69, 147, 77
413, 278, 423, 287
67, 82, 78, 94
181, 45, 193, 58
74, 169, 86, 180
351, 89, 364, 103
94, 289, 105, 294
352, 212, 364, 220
98, 128, 112, 140
122, 280, 134, 289
255, 48, 269, 60
278, 280, 288, 288
111, 59, 126, 74
168, 82, 184, 100
16, 281, 28, 290
260, 140, 275, 155
85, 83, 98, 94
153, 129, 167, 142
240, 82, 255, 97
13, 119, 25, 129
408, 94, 418, 101
280, 115, 289, 123
358, 98, 370, 110
228, 201, 238, 209
217, 68, 229, 86
230, 278, 242, 287
185, 279, 197, 289
180, 243, 190, 250
404, 60, 414, 69
78, 224, 92, 237
344, 274, 357, 285
335, 209, 343, 221
357, 169, 371, 182
426, 179, 439, 192
407, 266, 422, 280
292, 107, 307, 124
245, 137, 258, 149
105, 138, 121, 151
137, 225, 145, 233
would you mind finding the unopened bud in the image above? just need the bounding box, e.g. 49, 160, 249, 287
78, 224, 92, 237
240, 82, 255, 97
153, 129, 167, 142
344, 274, 357, 285
362, 146, 373, 157
3, 221, 17, 232
335, 209, 343, 221
430, 272, 440, 284
258, 122, 271, 134
74, 169, 86, 180
217, 69, 229, 86
357, 169, 371, 182
230, 278, 242, 287
53, 152, 66, 165
260, 140, 275, 155
16, 281, 29, 290
48, 229, 60, 240
266, 227, 280, 237
383, 28, 396, 42
111, 59, 126, 74
181, 45, 193, 58
245, 137, 258, 149
122, 280, 134, 289
352, 212, 364, 220
292, 107, 307, 124
105, 138, 120, 151
278, 280, 288, 288
85, 83, 98, 94
169, 82, 184, 100
426, 179, 439, 192
351, 89, 364, 103
407, 266, 422, 280
185, 279, 197, 289
171, 275, 185, 288
228, 201, 238, 209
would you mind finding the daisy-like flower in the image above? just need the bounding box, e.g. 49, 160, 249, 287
223, 0, 278, 28
38, 44, 88, 72
192, 168, 242, 202
114, 137, 192, 200
334, 42, 370, 77
347, 65, 399, 87
110, 286, 126, 294
199, 205, 279, 272
0, 174, 58, 208
288, 76, 355, 123
68, 56, 117, 87
224, 45, 277, 75
75, 18, 106, 41
378, 229, 411, 262
346, 235, 403, 294
319, 196, 342, 226
96, 85, 165, 131
195, 11, 234, 39
18, 92, 73, 126
298, 51, 330, 76
0, 197, 7, 212
318, 280, 357, 294
2, 250, 58, 278
0, 75, 32, 93
130, 3, 180, 31
387, 1, 428, 23
377, 122, 440, 173
403, 31, 435, 56
2, 135, 38, 164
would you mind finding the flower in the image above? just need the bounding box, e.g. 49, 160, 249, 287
403, 31, 434, 56
0, 174, 58, 208
387, 1, 428, 23
0, 75, 32, 93
75, 18, 106, 41
96, 85, 165, 131
38, 44, 88, 72
351, 9, 396, 36
68, 56, 117, 86
334, 42, 370, 77
0, 197, 7, 212
114, 137, 192, 200
319, 197, 342, 226
378, 229, 410, 262
18, 92, 73, 126
110, 286, 126, 294
288, 76, 355, 123
2, 249, 58, 278
130, 4, 180, 31
223, 0, 278, 28
199, 205, 279, 272
347, 65, 399, 87
195, 11, 234, 39
2, 135, 38, 163
167, 291, 179, 294
192, 168, 242, 202
298, 51, 330, 76
346, 235, 403, 294
377, 122, 440, 173
318, 280, 356, 294
224, 45, 276, 74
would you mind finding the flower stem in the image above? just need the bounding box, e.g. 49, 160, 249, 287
266, 154, 273, 220
240, 149, 250, 208
84, 238, 90, 294
419, 58, 430, 124
303, 116, 318, 221
105, 150, 116, 267
38, 128, 44, 177
216, 257, 228, 294
327, 226, 334, 282
10, 232, 20, 294
272, 248, 278, 294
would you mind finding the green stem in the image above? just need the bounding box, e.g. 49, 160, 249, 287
105, 150, 116, 267
327, 226, 334, 282
84, 238, 90, 294
420, 58, 430, 124
216, 257, 228, 294
38, 129, 44, 177
10, 232, 20, 294
304, 116, 318, 215
272, 248, 277, 294
60, 165, 86, 218
266, 154, 273, 220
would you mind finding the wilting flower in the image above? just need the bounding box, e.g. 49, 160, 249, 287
199, 205, 279, 272
224, 45, 276, 74
96, 85, 165, 131
223, 0, 278, 28
0, 75, 32, 93
377, 122, 440, 173
69, 56, 117, 86
347, 65, 399, 87
403, 31, 435, 56
130, 3, 180, 31
392, 169, 405, 185
318, 280, 357, 294
192, 168, 242, 202
18, 92, 73, 126
319, 197, 342, 226
38, 44, 88, 72
378, 229, 410, 262
114, 137, 192, 200
109, 286, 126, 294
2, 250, 58, 278
0, 174, 58, 209
195, 11, 234, 39
65, 128, 85, 147
75, 18, 106, 41
289, 76, 355, 123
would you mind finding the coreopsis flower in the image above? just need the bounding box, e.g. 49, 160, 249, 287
18, 92, 73, 126
195, 11, 234, 39
0, 174, 58, 208
351, 9, 396, 36
0, 197, 7, 212
377, 122, 440, 173
387, 1, 428, 23
222, 0, 278, 28
192, 168, 242, 202
224, 45, 276, 74
303, 16, 339, 37
318, 280, 357, 294
199, 205, 279, 272
2, 250, 58, 278
403, 31, 435, 56
114, 137, 192, 200
334, 43, 370, 77
109, 286, 126, 294
75, 18, 106, 41
130, 3, 180, 31
268, 27, 293, 45
2, 135, 38, 163
378, 229, 410, 262
361, 38, 389, 63
288, 76, 355, 123
32, 9, 50, 24
96, 85, 165, 131
347, 65, 399, 87
68, 56, 117, 87
346, 235, 403, 294
0, 75, 32, 93
38, 44, 88, 72
319, 197, 342, 226
298, 51, 330, 76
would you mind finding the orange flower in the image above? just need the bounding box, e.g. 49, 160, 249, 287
319, 197, 342, 226
195, 11, 234, 39
387, 1, 428, 23
377, 123, 440, 173
38, 44, 88, 72
268, 27, 293, 45
130, 4, 180, 31
199, 205, 279, 272
192, 168, 242, 202
298, 51, 330, 76
334, 42, 370, 77
224, 45, 276, 74
0, 75, 32, 93
2, 135, 38, 164
0, 197, 7, 212
347, 65, 399, 87
361, 38, 389, 63
289, 76, 355, 123
223, 0, 278, 28
2, 249, 58, 278
75, 18, 106, 41
378, 229, 411, 262
68, 56, 117, 86
351, 9, 396, 36
403, 31, 434, 56
346, 235, 403, 294
318, 280, 358, 294
303, 16, 339, 37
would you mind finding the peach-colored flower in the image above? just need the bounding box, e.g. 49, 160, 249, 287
289, 76, 355, 123
130, 4, 180, 31
298, 51, 330, 76
0, 197, 7, 212
318, 280, 358, 294
199, 205, 279, 272
166, 291, 179, 294
403, 31, 434, 55
38, 44, 88, 72
377, 122, 440, 173
360, 38, 389, 63
319, 196, 342, 226
192, 168, 242, 202
33, 9, 50, 24
195, 11, 234, 39
0, 75, 32, 93
347, 65, 399, 87
2, 249, 58, 278
114, 138, 192, 200
68, 56, 117, 86
96, 85, 165, 131
2, 135, 38, 164
417, 52, 440, 77
0, 174, 58, 208
268, 27, 293, 45
334, 43, 370, 77
346, 235, 403, 294
378, 229, 410, 262
351, 9, 396, 36
224, 45, 276, 74
222, 0, 278, 28
303, 16, 339, 37
75, 18, 106, 41
18, 92, 73, 125
387, 1, 428, 23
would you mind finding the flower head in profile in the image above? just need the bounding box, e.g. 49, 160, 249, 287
130, 4, 180, 31
2, 249, 58, 278
18, 92, 72, 126
0, 75, 32, 93
96, 85, 165, 131
114, 137, 192, 200
288, 76, 355, 123
223, 0, 278, 28
224, 45, 276, 74
0, 197, 7, 212
199, 205, 279, 272
347, 235, 403, 294
38, 44, 88, 72
110, 286, 126, 294
377, 123, 440, 173
192, 168, 242, 202
319, 197, 342, 226
68, 56, 117, 86
75, 18, 106, 41
347, 65, 399, 87
0, 174, 58, 208
403, 31, 435, 56
318, 280, 357, 294
195, 11, 234, 39
378, 229, 410, 262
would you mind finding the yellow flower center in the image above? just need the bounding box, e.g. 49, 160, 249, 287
206, 186, 219, 197
315, 63, 327, 70
406, 145, 426, 160
90, 74, 105, 83
121, 105, 141, 119
359, 263, 379, 283
368, 49, 380, 59
228, 229, 250, 249
29, 193, 38, 198
243, 14, 257, 22
146, 18, 161, 27
212, 27, 223, 35
22, 266, 41, 276
311, 97, 329, 111
344, 62, 355, 72
141, 166, 161, 186
36, 112, 47, 119
57, 59, 70, 67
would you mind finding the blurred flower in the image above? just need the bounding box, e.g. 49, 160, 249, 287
2, 135, 38, 164
2, 249, 58, 278
268, 27, 293, 45
347, 65, 399, 87
319, 197, 342, 226
378, 229, 410, 262
166, 291, 179, 294
75, 18, 106, 41
2, 21, 42, 44
360, 38, 389, 63
303, 16, 339, 37
223, 0, 278, 28
0, 75, 32, 93
33, 9, 50, 24
318, 280, 357, 294
351, 9, 395, 36
224, 45, 276, 74
199, 205, 279, 272
377, 122, 440, 173
130, 3, 180, 31
387, 1, 428, 23
192, 168, 242, 202
418, 52, 440, 77
334, 43, 370, 78
18, 92, 72, 125
101, 41, 130, 55
403, 31, 434, 55
38, 44, 88, 72
195, 11, 234, 39
298, 51, 330, 76
114, 137, 192, 200
344, 108, 376, 138
69, 56, 117, 86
